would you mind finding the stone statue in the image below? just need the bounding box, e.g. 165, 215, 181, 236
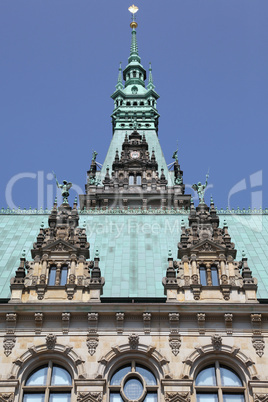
53, 172, 72, 204
92, 151, 98, 161
174, 175, 183, 185
172, 149, 178, 162
192, 173, 209, 204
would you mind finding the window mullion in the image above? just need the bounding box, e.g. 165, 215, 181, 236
215, 361, 221, 386
47, 361, 53, 386
44, 388, 50, 402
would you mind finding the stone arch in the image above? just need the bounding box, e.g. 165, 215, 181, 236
182, 343, 259, 381
9, 342, 86, 380
96, 342, 171, 381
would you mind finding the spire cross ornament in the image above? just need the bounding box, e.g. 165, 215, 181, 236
128, 4, 139, 28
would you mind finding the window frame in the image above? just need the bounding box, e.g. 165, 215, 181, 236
199, 265, 219, 287
194, 361, 246, 402
48, 265, 69, 287
20, 361, 73, 402
108, 360, 159, 402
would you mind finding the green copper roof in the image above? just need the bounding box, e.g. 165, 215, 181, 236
0, 212, 268, 300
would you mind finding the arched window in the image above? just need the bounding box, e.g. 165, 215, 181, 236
22, 362, 72, 401
195, 362, 245, 401
109, 362, 158, 401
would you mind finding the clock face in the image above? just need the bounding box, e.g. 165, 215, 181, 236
131, 151, 140, 159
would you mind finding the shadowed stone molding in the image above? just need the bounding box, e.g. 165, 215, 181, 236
197, 313, 206, 334
3, 336, 16, 357
169, 313, 179, 334
88, 313, 98, 334
169, 335, 181, 356
77, 392, 102, 402
6, 314, 17, 335
128, 333, 139, 349
87, 335, 99, 356
46, 333, 57, 349
165, 392, 191, 402
62, 313, 70, 334
182, 343, 258, 380
251, 314, 262, 335
0, 394, 14, 402
224, 313, 233, 335
34, 312, 43, 334
254, 395, 268, 402
143, 313, 151, 334
252, 337, 265, 357
211, 334, 222, 350
116, 313, 124, 334
9, 343, 86, 380
96, 342, 170, 379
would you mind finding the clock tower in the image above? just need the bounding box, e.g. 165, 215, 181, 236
79, 7, 191, 210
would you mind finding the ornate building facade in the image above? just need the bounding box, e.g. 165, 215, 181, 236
0, 7, 267, 402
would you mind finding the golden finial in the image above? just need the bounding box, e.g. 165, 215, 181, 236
128, 4, 139, 29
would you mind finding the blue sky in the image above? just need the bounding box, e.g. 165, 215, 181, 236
0, 0, 267, 210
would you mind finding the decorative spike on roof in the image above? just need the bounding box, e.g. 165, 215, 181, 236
116, 62, 124, 90
147, 62, 155, 90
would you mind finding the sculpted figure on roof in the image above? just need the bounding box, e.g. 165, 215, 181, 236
53, 172, 72, 204
192, 173, 209, 204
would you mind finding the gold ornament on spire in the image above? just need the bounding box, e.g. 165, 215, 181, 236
128, 4, 139, 29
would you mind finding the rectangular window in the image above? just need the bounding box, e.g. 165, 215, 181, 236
48, 267, 56, 286
129, 175, 134, 185
199, 267, 207, 286
60, 267, 68, 286
211, 267, 219, 286
197, 395, 218, 402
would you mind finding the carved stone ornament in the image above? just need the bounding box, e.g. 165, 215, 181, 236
35, 312, 43, 321
165, 391, 191, 402
86, 336, 99, 356
6, 313, 17, 322
211, 334, 222, 350
169, 313, 179, 321
169, 338, 181, 356
116, 313, 124, 321
143, 313, 151, 321
224, 313, 233, 322
77, 392, 102, 402
62, 313, 70, 321
3, 337, 16, 357
252, 338, 265, 357
197, 313, 205, 321
0, 394, 15, 402
128, 333, 139, 349
254, 394, 268, 402
46, 333, 57, 349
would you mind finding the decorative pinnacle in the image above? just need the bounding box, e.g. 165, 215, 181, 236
147, 62, 155, 90
242, 250, 246, 258
116, 62, 124, 90
21, 249, 26, 258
